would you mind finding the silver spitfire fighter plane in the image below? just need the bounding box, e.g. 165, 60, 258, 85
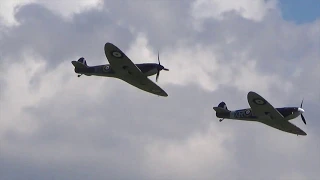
72, 42, 169, 97
213, 91, 307, 136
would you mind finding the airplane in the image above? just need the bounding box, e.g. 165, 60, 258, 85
213, 91, 307, 136
71, 42, 169, 97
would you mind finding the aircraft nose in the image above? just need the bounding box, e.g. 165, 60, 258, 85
158, 65, 164, 70
158, 65, 169, 71
298, 108, 305, 114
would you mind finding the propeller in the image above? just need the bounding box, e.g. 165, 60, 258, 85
156, 51, 169, 82
300, 99, 306, 125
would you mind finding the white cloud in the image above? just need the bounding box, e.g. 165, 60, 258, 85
278, 172, 307, 180
191, 0, 278, 21
125, 33, 293, 98
0, 0, 103, 26
0, 0, 34, 26
37, 0, 104, 20
143, 123, 234, 179
0, 50, 113, 140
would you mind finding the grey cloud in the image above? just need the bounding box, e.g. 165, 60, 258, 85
1, 84, 239, 180
188, 12, 320, 107
103, 0, 195, 49
192, 13, 320, 73
0, 3, 135, 68
3, 79, 318, 179
0, 154, 145, 180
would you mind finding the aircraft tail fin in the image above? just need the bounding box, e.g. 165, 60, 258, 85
218, 101, 228, 110
213, 101, 230, 113
71, 57, 88, 69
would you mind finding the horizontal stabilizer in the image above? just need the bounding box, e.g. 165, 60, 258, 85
72, 61, 87, 69
213, 101, 229, 113
213, 107, 230, 113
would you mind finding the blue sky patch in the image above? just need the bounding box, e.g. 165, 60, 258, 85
279, 0, 320, 24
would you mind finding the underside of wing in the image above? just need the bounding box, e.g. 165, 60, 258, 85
120, 75, 168, 97
247, 91, 284, 120
259, 117, 307, 135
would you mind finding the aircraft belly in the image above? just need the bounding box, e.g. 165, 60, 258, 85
91, 73, 117, 77
231, 117, 257, 121
85, 65, 117, 77
283, 113, 300, 121
143, 69, 158, 76
230, 110, 258, 121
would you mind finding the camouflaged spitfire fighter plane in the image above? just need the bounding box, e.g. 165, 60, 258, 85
213, 91, 307, 136
71, 42, 169, 97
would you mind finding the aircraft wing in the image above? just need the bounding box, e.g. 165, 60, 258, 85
247, 91, 284, 120
120, 75, 168, 97
247, 91, 307, 135
259, 116, 307, 135
104, 42, 168, 97
104, 42, 143, 75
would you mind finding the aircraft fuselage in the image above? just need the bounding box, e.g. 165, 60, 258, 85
74, 63, 161, 78
217, 107, 304, 121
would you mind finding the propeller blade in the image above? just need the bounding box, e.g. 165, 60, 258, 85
156, 71, 160, 82
300, 99, 304, 108
301, 114, 306, 125
156, 50, 169, 81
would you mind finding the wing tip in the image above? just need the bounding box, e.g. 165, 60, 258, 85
105, 42, 116, 48
162, 92, 168, 97
104, 42, 113, 49
248, 91, 258, 96
247, 91, 265, 102
300, 131, 307, 136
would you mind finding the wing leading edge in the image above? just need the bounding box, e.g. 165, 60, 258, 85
104, 42, 168, 97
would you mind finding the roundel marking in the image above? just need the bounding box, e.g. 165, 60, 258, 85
111, 51, 123, 58
103, 65, 110, 72
252, 98, 266, 105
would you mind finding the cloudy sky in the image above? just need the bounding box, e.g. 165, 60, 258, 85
0, 0, 319, 179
